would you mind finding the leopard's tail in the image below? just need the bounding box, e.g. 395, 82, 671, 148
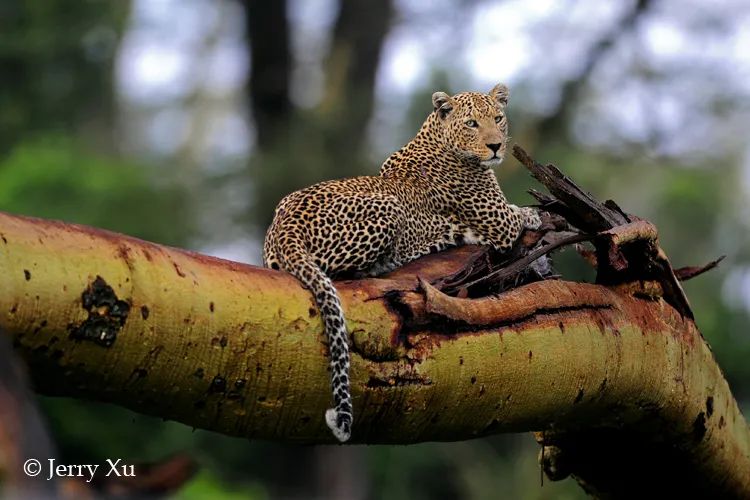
277, 247, 352, 443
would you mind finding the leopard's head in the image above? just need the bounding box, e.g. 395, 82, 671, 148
431, 83, 510, 168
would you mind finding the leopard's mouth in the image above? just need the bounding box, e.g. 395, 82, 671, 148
480, 156, 503, 168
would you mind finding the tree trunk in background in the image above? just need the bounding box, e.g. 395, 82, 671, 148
532, 0, 652, 144
243, 0, 293, 152
0, 332, 57, 497
314, 446, 368, 500
317, 0, 395, 167
243, 0, 394, 227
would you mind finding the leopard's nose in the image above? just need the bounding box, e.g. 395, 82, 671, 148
486, 143, 501, 154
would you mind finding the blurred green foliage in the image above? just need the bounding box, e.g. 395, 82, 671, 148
0, 0, 127, 153
0, 136, 192, 245
178, 470, 266, 500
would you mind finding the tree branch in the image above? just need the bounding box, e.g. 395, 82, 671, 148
536, 0, 653, 140
0, 211, 748, 497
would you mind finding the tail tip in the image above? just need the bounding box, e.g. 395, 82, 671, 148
325, 408, 352, 443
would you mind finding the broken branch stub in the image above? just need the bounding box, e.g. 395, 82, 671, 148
513, 145, 628, 230
512, 146, 699, 319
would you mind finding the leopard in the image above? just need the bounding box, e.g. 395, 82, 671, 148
263, 83, 541, 442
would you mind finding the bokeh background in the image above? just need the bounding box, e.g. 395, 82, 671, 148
2, 0, 749, 498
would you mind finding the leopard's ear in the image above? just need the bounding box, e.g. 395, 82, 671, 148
432, 91, 454, 119
490, 83, 509, 107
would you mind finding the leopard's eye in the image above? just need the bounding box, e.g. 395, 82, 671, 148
495, 115, 503, 124
465, 119, 478, 128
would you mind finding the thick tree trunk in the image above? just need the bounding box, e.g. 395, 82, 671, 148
0, 212, 748, 497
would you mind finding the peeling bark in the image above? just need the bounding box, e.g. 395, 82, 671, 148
0, 211, 748, 497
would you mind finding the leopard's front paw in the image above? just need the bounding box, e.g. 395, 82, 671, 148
519, 206, 542, 230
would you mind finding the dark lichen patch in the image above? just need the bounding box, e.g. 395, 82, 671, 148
209, 375, 227, 393
692, 411, 707, 441
140, 305, 150, 320
173, 262, 186, 277
366, 374, 431, 388
32, 319, 48, 335
574, 388, 584, 404
126, 367, 149, 385
706, 396, 714, 418
209, 301, 215, 313
23, 269, 31, 281
365, 377, 393, 388
598, 377, 608, 393
70, 276, 130, 347
117, 245, 134, 270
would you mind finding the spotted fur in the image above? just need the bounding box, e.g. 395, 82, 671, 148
263, 84, 540, 442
